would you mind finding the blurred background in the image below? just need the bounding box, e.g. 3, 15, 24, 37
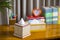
0, 0, 60, 25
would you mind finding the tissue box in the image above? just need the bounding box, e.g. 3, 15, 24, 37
14, 23, 31, 38
30, 24, 46, 32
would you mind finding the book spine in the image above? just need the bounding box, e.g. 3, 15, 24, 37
52, 8, 58, 24
58, 8, 60, 24
45, 8, 53, 24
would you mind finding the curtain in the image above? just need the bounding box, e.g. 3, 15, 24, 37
16, 0, 59, 22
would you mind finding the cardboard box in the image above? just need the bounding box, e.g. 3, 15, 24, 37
30, 24, 46, 32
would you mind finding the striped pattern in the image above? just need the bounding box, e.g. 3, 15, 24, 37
14, 23, 31, 38
43, 7, 53, 24
52, 7, 58, 24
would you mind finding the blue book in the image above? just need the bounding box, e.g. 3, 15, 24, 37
51, 7, 58, 24
43, 7, 53, 24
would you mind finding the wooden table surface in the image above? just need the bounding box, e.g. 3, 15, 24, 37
0, 25, 60, 40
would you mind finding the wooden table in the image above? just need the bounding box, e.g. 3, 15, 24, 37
0, 25, 60, 40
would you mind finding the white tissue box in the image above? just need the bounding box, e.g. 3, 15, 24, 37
14, 23, 31, 38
